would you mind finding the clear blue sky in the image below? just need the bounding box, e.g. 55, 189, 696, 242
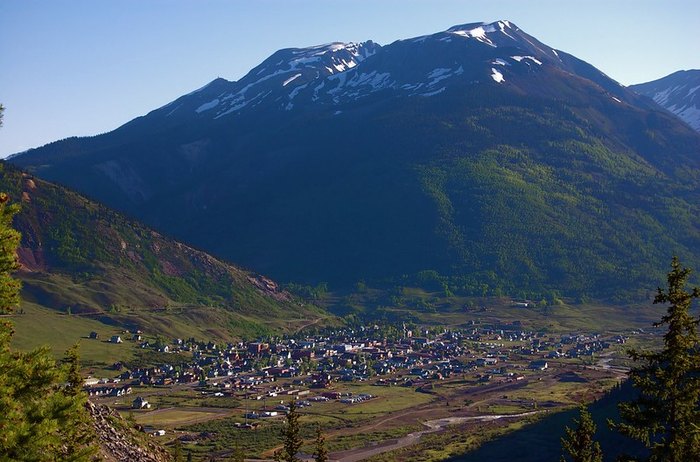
1, 0, 699, 158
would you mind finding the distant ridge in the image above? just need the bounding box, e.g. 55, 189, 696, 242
630, 69, 700, 132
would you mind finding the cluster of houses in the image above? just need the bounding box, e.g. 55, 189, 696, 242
86, 323, 627, 407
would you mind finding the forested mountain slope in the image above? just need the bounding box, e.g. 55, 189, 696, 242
10, 21, 700, 301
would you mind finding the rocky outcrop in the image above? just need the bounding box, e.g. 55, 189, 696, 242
247, 274, 292, 302
88, 401, 171, 462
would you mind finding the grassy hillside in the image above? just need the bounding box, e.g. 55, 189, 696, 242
0, 163, 330, 343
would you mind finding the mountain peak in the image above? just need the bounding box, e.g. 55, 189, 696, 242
117, 20, 627, 123
439, 19, 558, 59
252, 40, 380, 77
446, 20, 517, 38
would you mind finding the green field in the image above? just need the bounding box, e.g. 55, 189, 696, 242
134, 408, 234, 427
7, 297, 330, 375
7, 302, 136, 373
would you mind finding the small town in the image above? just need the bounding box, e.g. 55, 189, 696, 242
80, 316, 639, 459
87, 321, 628, 399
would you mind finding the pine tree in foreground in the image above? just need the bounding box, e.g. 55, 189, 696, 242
0, 107, 98, 460
229, 439, 245, 462
60, 343, 99, 459
313, 424, 329, 462
0, 189, 20, 313
612, 256, 700, 462
274, 400, 302, 462
560, 405, 603, 462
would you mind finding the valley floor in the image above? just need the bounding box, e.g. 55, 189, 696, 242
93, 340, 630, 461
10, 294, 661, 461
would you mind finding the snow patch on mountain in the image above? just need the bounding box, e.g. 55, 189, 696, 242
668, 104, 700, 131
651, 86, 680, 106
344, 71, 392, 89
220, 68, 287, 106
283, 73, 302, 86
446, 20, 517, 47
287, 42, 377, 74
427, 66, 464, 86
196, 99, 220, 113
511, 56, 542, 65
450, 26, 496, 47
491, 68, 505, 83
215, 91, 268, 119
200, 41, 385, 116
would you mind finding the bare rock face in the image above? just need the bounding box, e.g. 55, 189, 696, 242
88, 401, 172, 462
247, 274, 293, 301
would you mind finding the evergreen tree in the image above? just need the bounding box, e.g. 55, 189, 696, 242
229, 440, 245, 462
64, 343, 85, 395
0, 117, 98, 459
560, 405, 603, 462
59, 344, 98, 460
613, 257, 700, 461
313, 424, 329, 462
172, 438, 183, 462
0, 191, 21, 313
274, 400, 302, 462
0, 105, 20, 313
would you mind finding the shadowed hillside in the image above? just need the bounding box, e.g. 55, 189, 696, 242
0, 162, 329, 340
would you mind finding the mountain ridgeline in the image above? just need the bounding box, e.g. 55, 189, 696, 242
630, 69, 700, 133
10, 21, 700, 302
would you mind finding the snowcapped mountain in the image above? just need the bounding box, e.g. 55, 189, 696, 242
143, 20, 636, 124
10, 20, 700, 301
630, 70, 700, 132
159, 40, 381, 119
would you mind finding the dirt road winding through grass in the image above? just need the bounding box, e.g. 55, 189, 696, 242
329, 411, 540, 462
